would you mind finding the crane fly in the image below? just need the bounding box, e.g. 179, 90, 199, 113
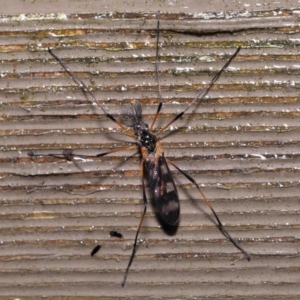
29, 12, 250, 287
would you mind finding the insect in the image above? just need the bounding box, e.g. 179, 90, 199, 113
110, 231, 123, 239
90, 244, 101, 257
29, 12, 250, 286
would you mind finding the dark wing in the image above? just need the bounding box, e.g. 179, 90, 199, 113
146, 154, 180, 225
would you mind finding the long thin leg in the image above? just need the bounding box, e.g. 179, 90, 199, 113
121, 160, 148, 287
48, 48, 136, 138
156, 47, 241, 137
167, 158, 251, 261
149, 11, 163, 131
28, 145, 138, 160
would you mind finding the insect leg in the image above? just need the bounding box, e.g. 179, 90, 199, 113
121, 160, 148, 287
167, 158, 251, 261
48, 48, 136, 138
156, 47, 241, 137
149, 11, 163, 130
28, 145, 138, 160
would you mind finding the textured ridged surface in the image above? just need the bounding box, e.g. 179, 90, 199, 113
0, 0, 300, 299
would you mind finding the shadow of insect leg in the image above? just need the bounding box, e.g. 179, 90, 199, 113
167, 158, 251, 261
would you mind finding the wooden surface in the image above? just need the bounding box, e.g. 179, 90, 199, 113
0, 0, 300, 299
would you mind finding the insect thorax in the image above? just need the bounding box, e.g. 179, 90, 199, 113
134, 122, 157, 153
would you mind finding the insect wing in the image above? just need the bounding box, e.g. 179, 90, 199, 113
147, 155, 180, 225
120, 100, 143, 126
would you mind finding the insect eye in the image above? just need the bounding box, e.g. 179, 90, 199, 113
134, 124, 140, 131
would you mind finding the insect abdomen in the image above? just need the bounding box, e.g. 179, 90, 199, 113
145, 154, 180, 225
